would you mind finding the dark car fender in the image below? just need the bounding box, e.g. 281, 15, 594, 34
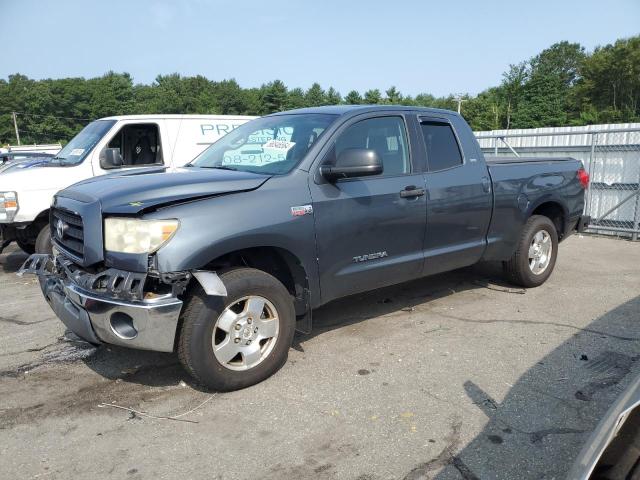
149, 171, 322, 312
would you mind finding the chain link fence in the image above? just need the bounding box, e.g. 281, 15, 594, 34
475, 127, 640, 240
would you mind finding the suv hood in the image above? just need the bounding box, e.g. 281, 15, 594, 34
58, 166, 272, 214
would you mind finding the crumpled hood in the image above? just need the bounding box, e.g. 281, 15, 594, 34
58, 166, 271, 214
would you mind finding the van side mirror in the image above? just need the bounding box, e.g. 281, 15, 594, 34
100, 148, 123, 169
320, 148, 383, 181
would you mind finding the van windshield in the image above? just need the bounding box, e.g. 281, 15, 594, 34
190, 114, 337, 175
53, 120, 116, 166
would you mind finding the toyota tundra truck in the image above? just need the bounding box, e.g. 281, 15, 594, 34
18, 106, 590, 391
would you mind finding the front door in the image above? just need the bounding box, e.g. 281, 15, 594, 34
310, 114, 427, 303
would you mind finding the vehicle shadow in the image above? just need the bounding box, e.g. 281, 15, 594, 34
413, 294, 640, 480
293, 261, 511, 349
79, 263, 511, 390
0, 246, 28, 273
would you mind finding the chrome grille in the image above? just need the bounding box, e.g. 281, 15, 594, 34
51, 208, 84, 260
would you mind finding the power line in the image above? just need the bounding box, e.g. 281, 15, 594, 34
0, 110, 93, 121
16, 112, 93, 121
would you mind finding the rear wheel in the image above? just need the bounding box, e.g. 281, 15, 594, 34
503, 215, 558, 288
177, 268, 296, 391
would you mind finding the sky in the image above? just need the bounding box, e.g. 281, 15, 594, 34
1, 0, 639, 97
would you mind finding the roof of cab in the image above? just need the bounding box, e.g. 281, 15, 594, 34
99, 114, 256, 121
269, 104, 458, 117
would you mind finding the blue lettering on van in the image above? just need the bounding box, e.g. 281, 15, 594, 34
201, 123, 239, 136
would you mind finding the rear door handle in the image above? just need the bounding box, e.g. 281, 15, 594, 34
481, 176, 491, 193
400, 186, 426, 198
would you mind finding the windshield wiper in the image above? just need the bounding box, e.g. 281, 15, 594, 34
50, 156, 69, 166
200, 165, 239, 171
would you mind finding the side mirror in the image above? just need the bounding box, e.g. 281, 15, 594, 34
320, 148, 383, 181
100, 148, 123, 169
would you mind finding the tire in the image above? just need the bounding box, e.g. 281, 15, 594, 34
503, 215, 558, 288
15, 238, 35, 254
35, 225, 53, 254
177, 267, 296, 391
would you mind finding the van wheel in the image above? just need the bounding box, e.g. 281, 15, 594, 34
16, 239, 35, 255
177, 268, 296, 391
503, 215, 558, 288
35, 225, 53, 254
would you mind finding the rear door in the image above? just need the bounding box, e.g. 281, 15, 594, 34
310, 113, 427, 303
418, 115, 492, 274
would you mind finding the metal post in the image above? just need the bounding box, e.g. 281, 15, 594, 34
632, 168, 640, 241
494, 137, 498, 156
585, 133, 597, 221
12, 112, 20, 146
499, 137, 520, 157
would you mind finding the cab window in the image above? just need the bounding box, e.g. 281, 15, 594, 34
420, 121, 463, 172
335, 117, 410, 175
107, 123, 163, 166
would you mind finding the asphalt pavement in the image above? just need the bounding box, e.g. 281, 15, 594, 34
1, 235, 639, 480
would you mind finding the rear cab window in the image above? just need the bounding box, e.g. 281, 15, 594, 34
420, 121, 463, 172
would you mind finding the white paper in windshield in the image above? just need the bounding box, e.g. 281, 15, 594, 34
70, 148, 85, 156
263, 139, 295, 152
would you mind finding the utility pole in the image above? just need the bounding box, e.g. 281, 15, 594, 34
12, 112, 20, 145
453, 94, 466, 114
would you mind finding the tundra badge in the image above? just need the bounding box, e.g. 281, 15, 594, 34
353, 251, 388, 263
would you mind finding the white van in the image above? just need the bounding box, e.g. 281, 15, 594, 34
0, 114, 255, 254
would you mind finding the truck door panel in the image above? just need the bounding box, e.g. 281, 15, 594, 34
310, 115, 427, 303
419, 117, 492, 275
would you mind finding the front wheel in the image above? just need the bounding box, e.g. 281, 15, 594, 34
177, 268, 296, 391
503, 215, 558, 288
35, 225, 53, 254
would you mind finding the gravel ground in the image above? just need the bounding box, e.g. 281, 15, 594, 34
1, 234, 639, 480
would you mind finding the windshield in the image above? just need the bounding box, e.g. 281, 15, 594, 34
191, 114, 337, 175
53, 120, 116, 166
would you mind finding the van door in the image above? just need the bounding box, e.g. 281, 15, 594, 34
95, 122, 165, 173
418, 116, 492, 274
309, 114, 427, 303
169, 117, 256, 167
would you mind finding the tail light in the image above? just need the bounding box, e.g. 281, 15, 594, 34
577, 168, 590, 189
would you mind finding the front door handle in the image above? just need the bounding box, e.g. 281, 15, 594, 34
400, 186, 426, 198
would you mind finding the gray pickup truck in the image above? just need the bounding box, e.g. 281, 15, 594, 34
19, 106, 590, 390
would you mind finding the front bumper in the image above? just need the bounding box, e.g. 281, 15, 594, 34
19, 254, 183, 352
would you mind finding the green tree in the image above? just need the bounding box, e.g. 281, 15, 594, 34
363, 89, 382, 104
261, 80, 288, 114
414, 93, 437, 107
463, 88, 503, 131
501, 63, 527, 129
326, 87, 342, 105
305, 83, 327, 106
344, 90, 363, 104
384, 86, 402, 104
286, 87, 306, 110
213, 79, 247, 115
2, 34, 639, 144
576, 36, 640, 123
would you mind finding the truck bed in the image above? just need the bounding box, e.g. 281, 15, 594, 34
485, 156, 577, 165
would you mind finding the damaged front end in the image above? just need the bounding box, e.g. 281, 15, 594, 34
18, 254, 222, 352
